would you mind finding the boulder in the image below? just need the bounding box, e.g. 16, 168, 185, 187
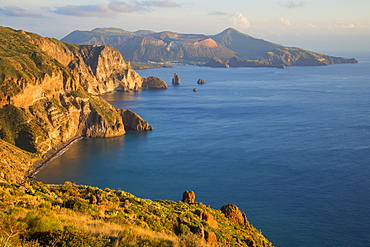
172, 73, 181, 85
182, 191, 195, 204
220, 204, 249, 226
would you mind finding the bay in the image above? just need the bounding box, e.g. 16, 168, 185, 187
37, 52, 370, 247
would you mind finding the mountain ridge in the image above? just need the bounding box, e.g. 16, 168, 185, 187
62, 27, 358, 67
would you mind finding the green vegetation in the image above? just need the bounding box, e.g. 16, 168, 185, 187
0, 139, 37, 184
0, 182, 272, 246
0, 27, 68, 99
0, 104, 46, 153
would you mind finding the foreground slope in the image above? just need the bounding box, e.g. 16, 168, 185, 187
0, 182, 272, 246
62, 27, 357, 67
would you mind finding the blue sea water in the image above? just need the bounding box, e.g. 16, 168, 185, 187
37, 52, 370, 247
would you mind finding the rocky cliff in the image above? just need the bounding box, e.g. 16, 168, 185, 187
0, 26, 164, 183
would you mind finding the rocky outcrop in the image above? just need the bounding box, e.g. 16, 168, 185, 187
182, 190, 196, 204
172, 73, 181, 85
142, 76, 168, 89
221, 204, 249, 226
118, 109, 153, 131
195, 210, 219, 228
197, 78, 205, 84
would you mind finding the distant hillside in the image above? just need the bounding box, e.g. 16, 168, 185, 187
62, 27, 358, 67
64, 28, 236, 63
211, 28, 283, 60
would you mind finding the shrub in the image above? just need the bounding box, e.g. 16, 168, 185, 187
25, 212, 62, 235
30, 226, 107, 247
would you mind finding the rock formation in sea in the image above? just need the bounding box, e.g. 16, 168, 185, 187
142, 76, 168, 89
172, 73, 181, 85
197, 78, 205, 84
118, 109, 153, 131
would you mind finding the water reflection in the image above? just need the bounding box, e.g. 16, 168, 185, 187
101, 91, 142, 109
36, 136, 126, 184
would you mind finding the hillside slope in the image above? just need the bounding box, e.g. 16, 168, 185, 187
211, 28, 283, 60
0, 182, 272, 246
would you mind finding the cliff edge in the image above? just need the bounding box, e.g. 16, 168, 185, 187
0, 26, 163, 184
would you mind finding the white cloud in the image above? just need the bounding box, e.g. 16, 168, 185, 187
54, 0, 180, 17
228, 12, 250, 30
278, 1, 306, 9
307, 23, 317, 28
342, 23, 355, 29
210, 11, 228, 16
0, 5, 43, 18
280, 17, 291, 25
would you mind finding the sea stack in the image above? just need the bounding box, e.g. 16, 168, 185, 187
197, 78, 205, 84
172, 73, 180, 85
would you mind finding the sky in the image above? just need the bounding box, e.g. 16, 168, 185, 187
0, 0, 369, 53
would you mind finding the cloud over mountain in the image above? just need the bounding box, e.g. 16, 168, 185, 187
54, 0, 180, 17
228, 12, 250, 29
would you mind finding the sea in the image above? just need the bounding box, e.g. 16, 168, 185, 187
36, 52, 370, 247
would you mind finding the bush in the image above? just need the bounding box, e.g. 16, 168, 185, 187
25, 212, 62, 235
137, 238, 174, 247
30, 227, 107, 247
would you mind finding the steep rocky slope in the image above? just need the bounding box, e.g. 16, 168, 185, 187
0, 26, 160, 183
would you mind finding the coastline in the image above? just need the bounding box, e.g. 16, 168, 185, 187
25, 136, 83, 181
